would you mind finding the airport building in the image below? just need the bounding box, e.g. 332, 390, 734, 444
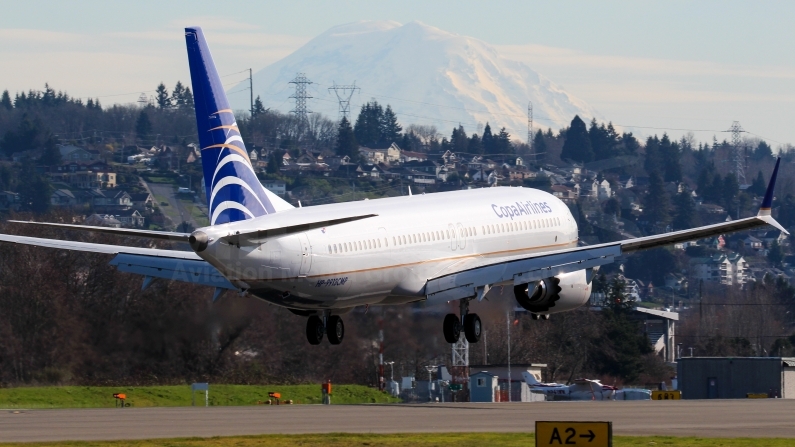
678, 357, 795, 399
469, 364, 546, 402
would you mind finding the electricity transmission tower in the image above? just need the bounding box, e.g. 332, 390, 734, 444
289, 73, 313, 123
328, 81, 360, 121
728, 121, 747, 186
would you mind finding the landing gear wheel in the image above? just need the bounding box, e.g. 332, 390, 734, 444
541, 314, 550, 320
327, 315, 344, 345
464, 313, 482, 343
306, 315, 324, 345
531, 313, 541, 320
443, 313, 461, 343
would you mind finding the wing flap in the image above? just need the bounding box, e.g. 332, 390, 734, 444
425, 245, 621, 304
110, 254, 235, 289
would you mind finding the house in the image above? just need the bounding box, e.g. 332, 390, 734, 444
743, 236, 763, 252
597, 179, 612, 200
84, 213, 122, 228
399, 150, 428, 163
114, 209, 145, 228
130, 193, 154, 210
50, 189, 78, 207
48, 161, 116, 189
90, 189, 132, 209
664, 273, 688, 292
550, 185, 577, 202
262, 180, 287, 197
760, 230, 787, 247
58, 144, 97, 161
700, 203, 725, 214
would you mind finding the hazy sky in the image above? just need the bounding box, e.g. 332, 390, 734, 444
2, 0, 794, 146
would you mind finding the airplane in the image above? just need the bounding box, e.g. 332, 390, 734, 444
522, 372, 618, 400
0, 27, 787, 346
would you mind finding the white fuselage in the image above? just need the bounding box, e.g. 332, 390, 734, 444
196, 187, 579, 310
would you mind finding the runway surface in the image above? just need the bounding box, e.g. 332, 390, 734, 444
2, 400, 795, 442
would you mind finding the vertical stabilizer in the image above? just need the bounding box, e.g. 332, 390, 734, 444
184, 27, 292, 225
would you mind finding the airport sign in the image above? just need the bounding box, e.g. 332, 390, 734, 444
535, 421, 612, 447
651, 390, 681, 400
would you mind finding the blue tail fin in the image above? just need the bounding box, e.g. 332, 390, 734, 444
185, 27, 285, 225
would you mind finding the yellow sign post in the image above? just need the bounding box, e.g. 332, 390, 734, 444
536, 421, 612, 447
651, 390, 681, 400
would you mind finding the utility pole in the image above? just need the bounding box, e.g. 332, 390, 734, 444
249, 68, 254, 118
289, 73, 313, 124
507, 311, 511, 403
328, 81, 360, 121
527, 101, 533, 162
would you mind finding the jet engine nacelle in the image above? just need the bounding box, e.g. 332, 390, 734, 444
514, 270, 592, 314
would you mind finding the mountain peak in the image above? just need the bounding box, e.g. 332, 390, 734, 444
233, 22, 599, 137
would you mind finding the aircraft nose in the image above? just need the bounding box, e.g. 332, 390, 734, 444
189, 230, 209, 252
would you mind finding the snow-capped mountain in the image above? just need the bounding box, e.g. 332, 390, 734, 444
229, 21, 600, 139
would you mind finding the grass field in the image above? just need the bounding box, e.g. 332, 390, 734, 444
1, 433, 793, 447
0, 384, 399, 409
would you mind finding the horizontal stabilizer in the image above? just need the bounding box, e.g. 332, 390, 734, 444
8, 220, 191, 242
0, 232, 198, 258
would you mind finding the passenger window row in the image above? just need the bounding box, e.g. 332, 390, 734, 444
481, 217, 561, 235
325, 217, 561, 255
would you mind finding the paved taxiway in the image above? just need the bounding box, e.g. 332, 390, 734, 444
2, 400, 795, 442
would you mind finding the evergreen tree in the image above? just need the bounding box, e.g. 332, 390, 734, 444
379, 105, 402, 144
481, 123, 494, 155
0, 90, 11, 110
776, 194, 795, 228
603, 197, 621, 219
468, 133, 483, 154
768, 239, 784, 267
135, 109, 152, 142
353, 101, 384, 147
723, 173, 739, 217
266, 151, 283, 174
561, 115, 593, 162
171, 82, 185, 108
643, 172, 670, 231
155, 82, 171, 109
532, 129, 546, 162
659, 134, 682, 182
589, 119, 617, 160
750, 171, 766, 196
252, 96, 265, 117
17, 157, 51, 214
484, 127, 513, 155
753, 141, 773, 160
672, 188, 698, 230
643, 136, 662, 175
451, 125, 468, 152
38, 134, 61, 166
181, 87, 194, 111
335, 117, 359, 162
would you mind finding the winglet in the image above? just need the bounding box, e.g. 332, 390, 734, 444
758, 157, 781, 216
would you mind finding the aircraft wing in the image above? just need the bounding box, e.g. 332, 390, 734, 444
0, 233, 235, 291
426, 158, 786, 304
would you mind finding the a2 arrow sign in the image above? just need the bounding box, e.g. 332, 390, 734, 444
535, 421, 612, 447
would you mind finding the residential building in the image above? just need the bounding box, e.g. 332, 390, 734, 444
49, 161, 116, 189
84, 213, 122, 228
262, 180, 287, 197
50, 189, 78, 207
743, 236, 764, 252
130, 193, 154, 210
89, 189, 132, 209
690, 252, 749, 286
58, 144, 98, 161
0, 191, 20, 212
114, 209, 145, 227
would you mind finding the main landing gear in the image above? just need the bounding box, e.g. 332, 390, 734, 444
443, 299, 481, 344
306, 313, 345, 345
530, 313, 550, 320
